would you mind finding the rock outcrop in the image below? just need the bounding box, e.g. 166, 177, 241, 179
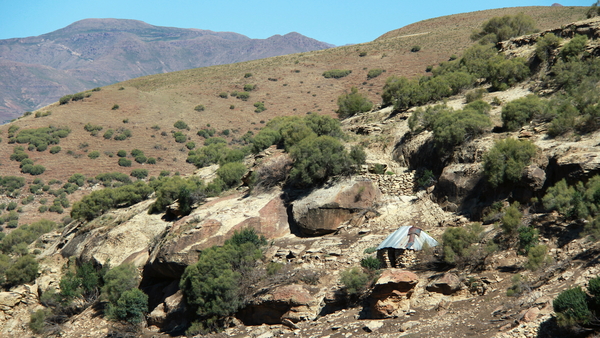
292, 177, 381, 236
369, 269, 418, 318
237, 284, 319, 325
146, 189, 290, 279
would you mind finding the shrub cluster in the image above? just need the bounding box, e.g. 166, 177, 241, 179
336, 87, 373, 119
71, 182, 153, 220
470, 13, 537, 44
409, 101, 491, 149
553, 276, 600, 329
442, 223, 482, 264
180, 228, 266, 334
383, 44, 528, 112
482, 138, 537, 187
322, 69, 352, 79
10, 126, 70, 151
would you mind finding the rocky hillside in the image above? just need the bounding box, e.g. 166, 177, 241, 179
2, 8, 600, 338
0, 18, 333, 122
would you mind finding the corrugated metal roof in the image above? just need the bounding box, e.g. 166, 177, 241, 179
376, 226, 439, 251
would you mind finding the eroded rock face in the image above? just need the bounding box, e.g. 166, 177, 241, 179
436, 163, 484, 205
237, 284, 319, 325
146, 189, 290, 279
292, 178, 381, 236
369, 269, 418, 318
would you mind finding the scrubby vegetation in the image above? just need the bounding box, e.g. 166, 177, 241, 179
336, 87, 373, 119
71, 182, 153, 220
483, 138, 537, 187
180, 228, 266, 334
470, 13, 537, 44
323, 69, 352, 79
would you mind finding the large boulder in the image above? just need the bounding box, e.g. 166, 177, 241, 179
237, 284, 319, 325
60, 199, 169, 268
146, 189, 290, 279
369, 269, 418, 318
436, 163, 484, 205
426, 272, 463, 295
292, 178, 381, 236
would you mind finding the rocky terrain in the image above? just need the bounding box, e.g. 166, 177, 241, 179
2, 8, 600, 338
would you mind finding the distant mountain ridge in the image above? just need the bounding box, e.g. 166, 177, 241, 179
0, 18, 334, 121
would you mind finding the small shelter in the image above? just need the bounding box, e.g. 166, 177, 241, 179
376, 226, 439, 268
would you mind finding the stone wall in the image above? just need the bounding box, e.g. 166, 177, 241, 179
360, 171, 416, 196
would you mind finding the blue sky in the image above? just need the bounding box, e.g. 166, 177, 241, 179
0, 0, 593, 46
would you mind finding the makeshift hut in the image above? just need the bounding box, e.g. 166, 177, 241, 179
376, 226, 439, 268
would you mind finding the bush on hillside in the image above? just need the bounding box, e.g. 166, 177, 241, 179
483, 138, 537, 187
5, 254, 38, 285
442, 223, 482, 264
561, 34, 588, 62
336, 87, 373, 119
470, 13, 537, 44
535, 33, 562, 62
323, 69, 352, 79
118, 158, 132, 167
180, 228, 265, 333
340, 267, 369, 296
367, 68, 384, 79
288, 136, 364, 187
106, 288, 148, 324
71, 182, 153, 220
216, 162, 247, 188
553, 287, 591, 327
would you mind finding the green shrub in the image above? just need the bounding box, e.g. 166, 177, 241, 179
336, 87, 373, 119
29, 309, 50, 334
118, 158, 132, 167
289, 136, 364, 187
49, 146, 61, 154
483, 138, 537, 187
112, 104, 119, 110
217, 162, 247, 188
236, 92, 250, 101
501, 202, 522, 236
244, 73, 252, 78
535, 33, 561, 61
103, 129, 114, 139
134, 155, 147, 164
106, 288, 148, 324
244, 84, 256, 92
411, 45, 421, 52
174, 120, 189, 129
219, 92, 228, 99
68, 173, 86, 187
71, 181, 153, 220
525, 244, 550, 271
59, 95, 73, 104
147, 157, 156, 164
102, 263, 139, 305
130, 169, 148, 179
470, 13, 537, 44
561, 34, 588, 62
117, 149, 127, 157
367, 69, 384, 79
5, 254, 38, 285
553, 287, 591, 327
323, 69, 352, 79
517, 225, 538, 254
254, 102, 266, 113
501, 95, 546, 131
88, 151, 100, 159
340, 267, 369, 295
360, 256, 382, 271
180, 228, 265, 332
442, 223, 482, 264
